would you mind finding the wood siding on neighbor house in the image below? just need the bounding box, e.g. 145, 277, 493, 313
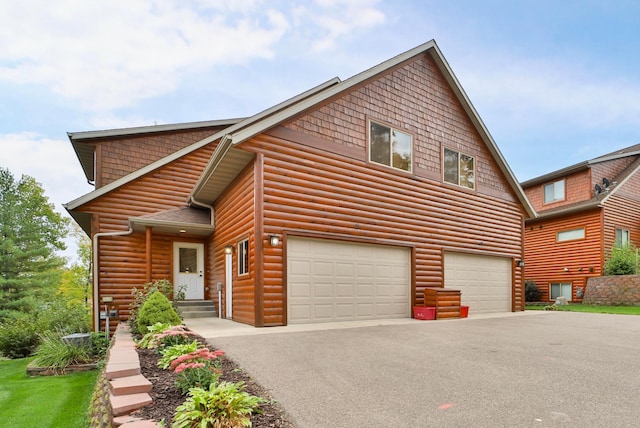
524, 209, 603, 301
210, 162, 256, 325
79, 142, 217, 324
603, 168, 640, 255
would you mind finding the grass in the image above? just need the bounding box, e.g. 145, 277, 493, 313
526, 304, 640, 315
0, 357, 98, 427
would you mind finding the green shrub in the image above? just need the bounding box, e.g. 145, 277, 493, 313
137, 291, 182, 334
31, 331, 92, 372
525, 280, 541, 302
0, 314, 41, 358
604, 244, 639, 275
129, 279, 182, 334
172, 382, 263, 428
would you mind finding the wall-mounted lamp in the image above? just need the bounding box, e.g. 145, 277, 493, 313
516, 260, 525, 268
224, 245, 234, 255
268, 234, 280, 247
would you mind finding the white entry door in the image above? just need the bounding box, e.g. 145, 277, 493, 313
173, 242, 205, 300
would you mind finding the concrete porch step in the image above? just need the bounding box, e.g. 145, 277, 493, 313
176, 300, 217, 319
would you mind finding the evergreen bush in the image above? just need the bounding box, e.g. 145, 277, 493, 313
525, 280, 542, 302
137, 291, 182, 334
604, 244, 639, 276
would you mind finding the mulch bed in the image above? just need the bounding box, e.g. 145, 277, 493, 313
130, 337, 295, 427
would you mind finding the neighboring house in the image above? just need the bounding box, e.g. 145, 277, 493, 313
522, 144, 640, 302
65, 40, 535, 330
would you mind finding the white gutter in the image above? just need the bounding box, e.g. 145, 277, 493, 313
92, 227, 133, 332
188, 196, 215, 227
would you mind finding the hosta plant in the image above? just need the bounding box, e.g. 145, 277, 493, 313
172, 381, 263, 428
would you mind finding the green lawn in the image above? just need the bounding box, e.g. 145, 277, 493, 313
0, 358, 98, 428
526, 304, 640, 315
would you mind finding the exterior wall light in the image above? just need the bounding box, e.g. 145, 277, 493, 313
224, 245, 234, 254
516, 259, 525, 268
268, 234, 280, 247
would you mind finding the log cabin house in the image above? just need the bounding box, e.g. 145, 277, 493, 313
65, 40, 535, 330
522, 144, 640, 302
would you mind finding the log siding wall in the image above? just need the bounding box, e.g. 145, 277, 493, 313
524, 209, 603, 301
210, 163, 256, 325
78, 143, 217, 322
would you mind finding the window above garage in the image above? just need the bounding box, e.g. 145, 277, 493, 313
443, 147, 475, 190
369, 120, 412, 172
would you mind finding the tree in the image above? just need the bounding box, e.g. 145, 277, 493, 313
0, 167, 69, 318
603, 244, 638, 276
58, 223, 92, 307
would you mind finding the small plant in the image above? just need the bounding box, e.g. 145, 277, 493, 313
544, 304, 558, 311
158, 340, 201, 369
170, 348, 225, 394
31, 331, 92, 372
137, 322, 173, 349
129, 279, 181, 334
172, 381, 264, 428
137, 290, 182, 334
604, 244, 639, 276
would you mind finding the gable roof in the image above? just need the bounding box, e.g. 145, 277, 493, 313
521, 143, 640, 188
189, 40, 535, 218
64, 77, 341, 212
65, 40, 535, 219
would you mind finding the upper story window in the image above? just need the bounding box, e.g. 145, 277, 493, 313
544, 179, 565, 203
557, 228, 585, 242
443, 148, 475, 190
616, 228, 630, 247
369, 120, 412, 172
238, 239, 249, 275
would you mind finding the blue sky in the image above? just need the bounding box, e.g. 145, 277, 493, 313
2, 0, 639, 260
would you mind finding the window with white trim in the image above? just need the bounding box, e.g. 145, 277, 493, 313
616, 228, 630, 247
550, 282, 572, 301
557, 228, 585, 242
443, 148, 475, 189
238, 239, 249, 275
369, 120, 412, 172
544, 179, 565, 203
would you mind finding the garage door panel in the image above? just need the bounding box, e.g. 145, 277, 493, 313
444, 252, 511, 314
288, 237, 411, 324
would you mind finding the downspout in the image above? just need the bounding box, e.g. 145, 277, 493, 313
92, 226, 133, 332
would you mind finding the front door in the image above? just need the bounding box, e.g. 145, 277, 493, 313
173, 242, 205, 300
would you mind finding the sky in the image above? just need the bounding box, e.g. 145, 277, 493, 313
2, 0, 640, 262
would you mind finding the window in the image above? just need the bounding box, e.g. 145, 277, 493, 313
557, 228, 585, 242
369, 120, 412, 172
443, 148, 475, 189
179, 248, 197, 273
544, 179, 565, 203
238, 239, 249, 275
550, 282, 572, 301
616, 228, 630, 247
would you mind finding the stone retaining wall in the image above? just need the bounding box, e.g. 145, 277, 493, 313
583, 275, 640, 305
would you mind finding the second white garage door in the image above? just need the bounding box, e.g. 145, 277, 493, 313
444, 252, 512, 314
287, 237, 411, 324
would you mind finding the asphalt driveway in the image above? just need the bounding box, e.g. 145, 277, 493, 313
201, 312, 640, 427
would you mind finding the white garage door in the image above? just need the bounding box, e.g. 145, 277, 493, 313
444, 252, 512, 314
287, 237, 411, 324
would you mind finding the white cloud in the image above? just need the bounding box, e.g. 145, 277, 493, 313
0, 0, 386, 111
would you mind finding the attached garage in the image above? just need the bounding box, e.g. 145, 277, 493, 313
444, 252, 512, 314
287, 237, 411, 324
